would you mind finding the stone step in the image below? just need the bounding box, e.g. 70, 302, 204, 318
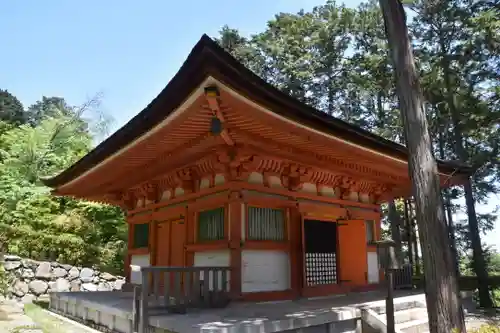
369, 301, 424, 315
391, 308, 428, 324
396, 318, 429, 333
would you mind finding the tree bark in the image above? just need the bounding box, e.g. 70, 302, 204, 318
409, 199, 421, 276
436, 115, 460, 276
388, 200, 402, 252
440, 44, 492, 308
463, 178, 492, 307
378, 0, 465, 332
444, 190, 460, 274
404, 199, 414, 274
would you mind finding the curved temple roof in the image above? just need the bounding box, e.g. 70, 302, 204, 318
43, 34, 472, 189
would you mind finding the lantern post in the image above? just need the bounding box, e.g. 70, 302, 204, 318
375, 240, 402, 333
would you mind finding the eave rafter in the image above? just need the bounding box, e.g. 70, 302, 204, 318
97, 145, 397, 210
61, 84, 428, 209
235, 130, 408, 185
204, 86, 234, 146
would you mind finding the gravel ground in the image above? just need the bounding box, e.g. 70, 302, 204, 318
465, 309, 500, 331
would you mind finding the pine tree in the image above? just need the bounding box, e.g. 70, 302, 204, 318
378, 0, 465, 331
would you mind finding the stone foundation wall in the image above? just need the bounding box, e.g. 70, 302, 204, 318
2, 254, 125, 303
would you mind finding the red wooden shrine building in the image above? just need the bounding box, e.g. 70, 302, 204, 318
44, 35, 471, 302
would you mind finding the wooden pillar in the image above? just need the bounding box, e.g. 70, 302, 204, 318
125, 216, 133, 282
289, 206, 302, 298
185, 206, 195, 266
149, 216, 157, 266
124, 252, 131, 283
228, 191, 242, 299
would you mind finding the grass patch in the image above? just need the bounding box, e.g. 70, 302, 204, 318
22, 303, 69, 333
467, 324, 500, 333
33, 300, 49, 309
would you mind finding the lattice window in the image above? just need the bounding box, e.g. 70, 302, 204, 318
132, 223, 149, 248
198, 208, 225, 241
247, 207, 285, 241
365, 220, 375, 243
305, 253, 337, 286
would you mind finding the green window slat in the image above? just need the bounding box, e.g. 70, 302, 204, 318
248, 207, 285, 241
133, 223, 149, 249
198, 208, 225, 242
365, 220, 375, 242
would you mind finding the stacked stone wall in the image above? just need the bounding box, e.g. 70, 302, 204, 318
2, 254, 125, 303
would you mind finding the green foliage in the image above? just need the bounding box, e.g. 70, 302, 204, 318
459, 324, 500, 333
0, 264, 9, 297
0, 95, 126, 274
460, 248, 500, 306
0, 90, 25, 126
25, 97, 72, 127
215, 0, 403, 138
493, 288, 500, 307
489, 252, 500, 275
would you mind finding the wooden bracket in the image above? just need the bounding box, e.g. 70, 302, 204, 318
204, 85, 234, 146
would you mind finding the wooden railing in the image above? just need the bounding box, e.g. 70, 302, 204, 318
412, 274, 500, 290
132, 266, 231, 333
393, 264, 413, 289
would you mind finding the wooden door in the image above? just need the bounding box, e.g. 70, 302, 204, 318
156, 222, 171, 266
337, 220, 368, 286
155, 220, 186, 294
169, 219, 186, 267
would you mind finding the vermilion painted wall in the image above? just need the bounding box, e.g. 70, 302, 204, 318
126, 182, 382, 301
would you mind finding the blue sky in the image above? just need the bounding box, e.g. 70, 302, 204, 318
1, 0, 498, 249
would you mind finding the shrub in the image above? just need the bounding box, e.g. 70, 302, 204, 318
468, 324, 500, 333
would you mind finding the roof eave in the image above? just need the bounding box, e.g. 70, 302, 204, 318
43, 34, 474, 190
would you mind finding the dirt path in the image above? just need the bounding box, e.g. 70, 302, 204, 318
0, 299, 42, 333
0, 298, 98, 333
465, 309, 500, 331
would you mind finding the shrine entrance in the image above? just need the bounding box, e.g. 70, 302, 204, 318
303, 219, 339, 288
155, 219, 186, 267
155, 219, 186, 292
337, 220, 368, 286
301, 218, 370, 296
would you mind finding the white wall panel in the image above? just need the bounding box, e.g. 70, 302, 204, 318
367, 252, 380, 284
242, 250, 290, 293
130, 254, 150, 285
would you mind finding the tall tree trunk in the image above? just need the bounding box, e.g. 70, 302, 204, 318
409, 199, 421, 276
440, 47, 492, 308
444, 193, 459, 274
389, 201, 402, 251
436, 113, 460, 275
376, 91, 385, 131
463, 179, 492, 305
404, 199, 414, 274
378, 1, 465, 332
380, 95, 403, 255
